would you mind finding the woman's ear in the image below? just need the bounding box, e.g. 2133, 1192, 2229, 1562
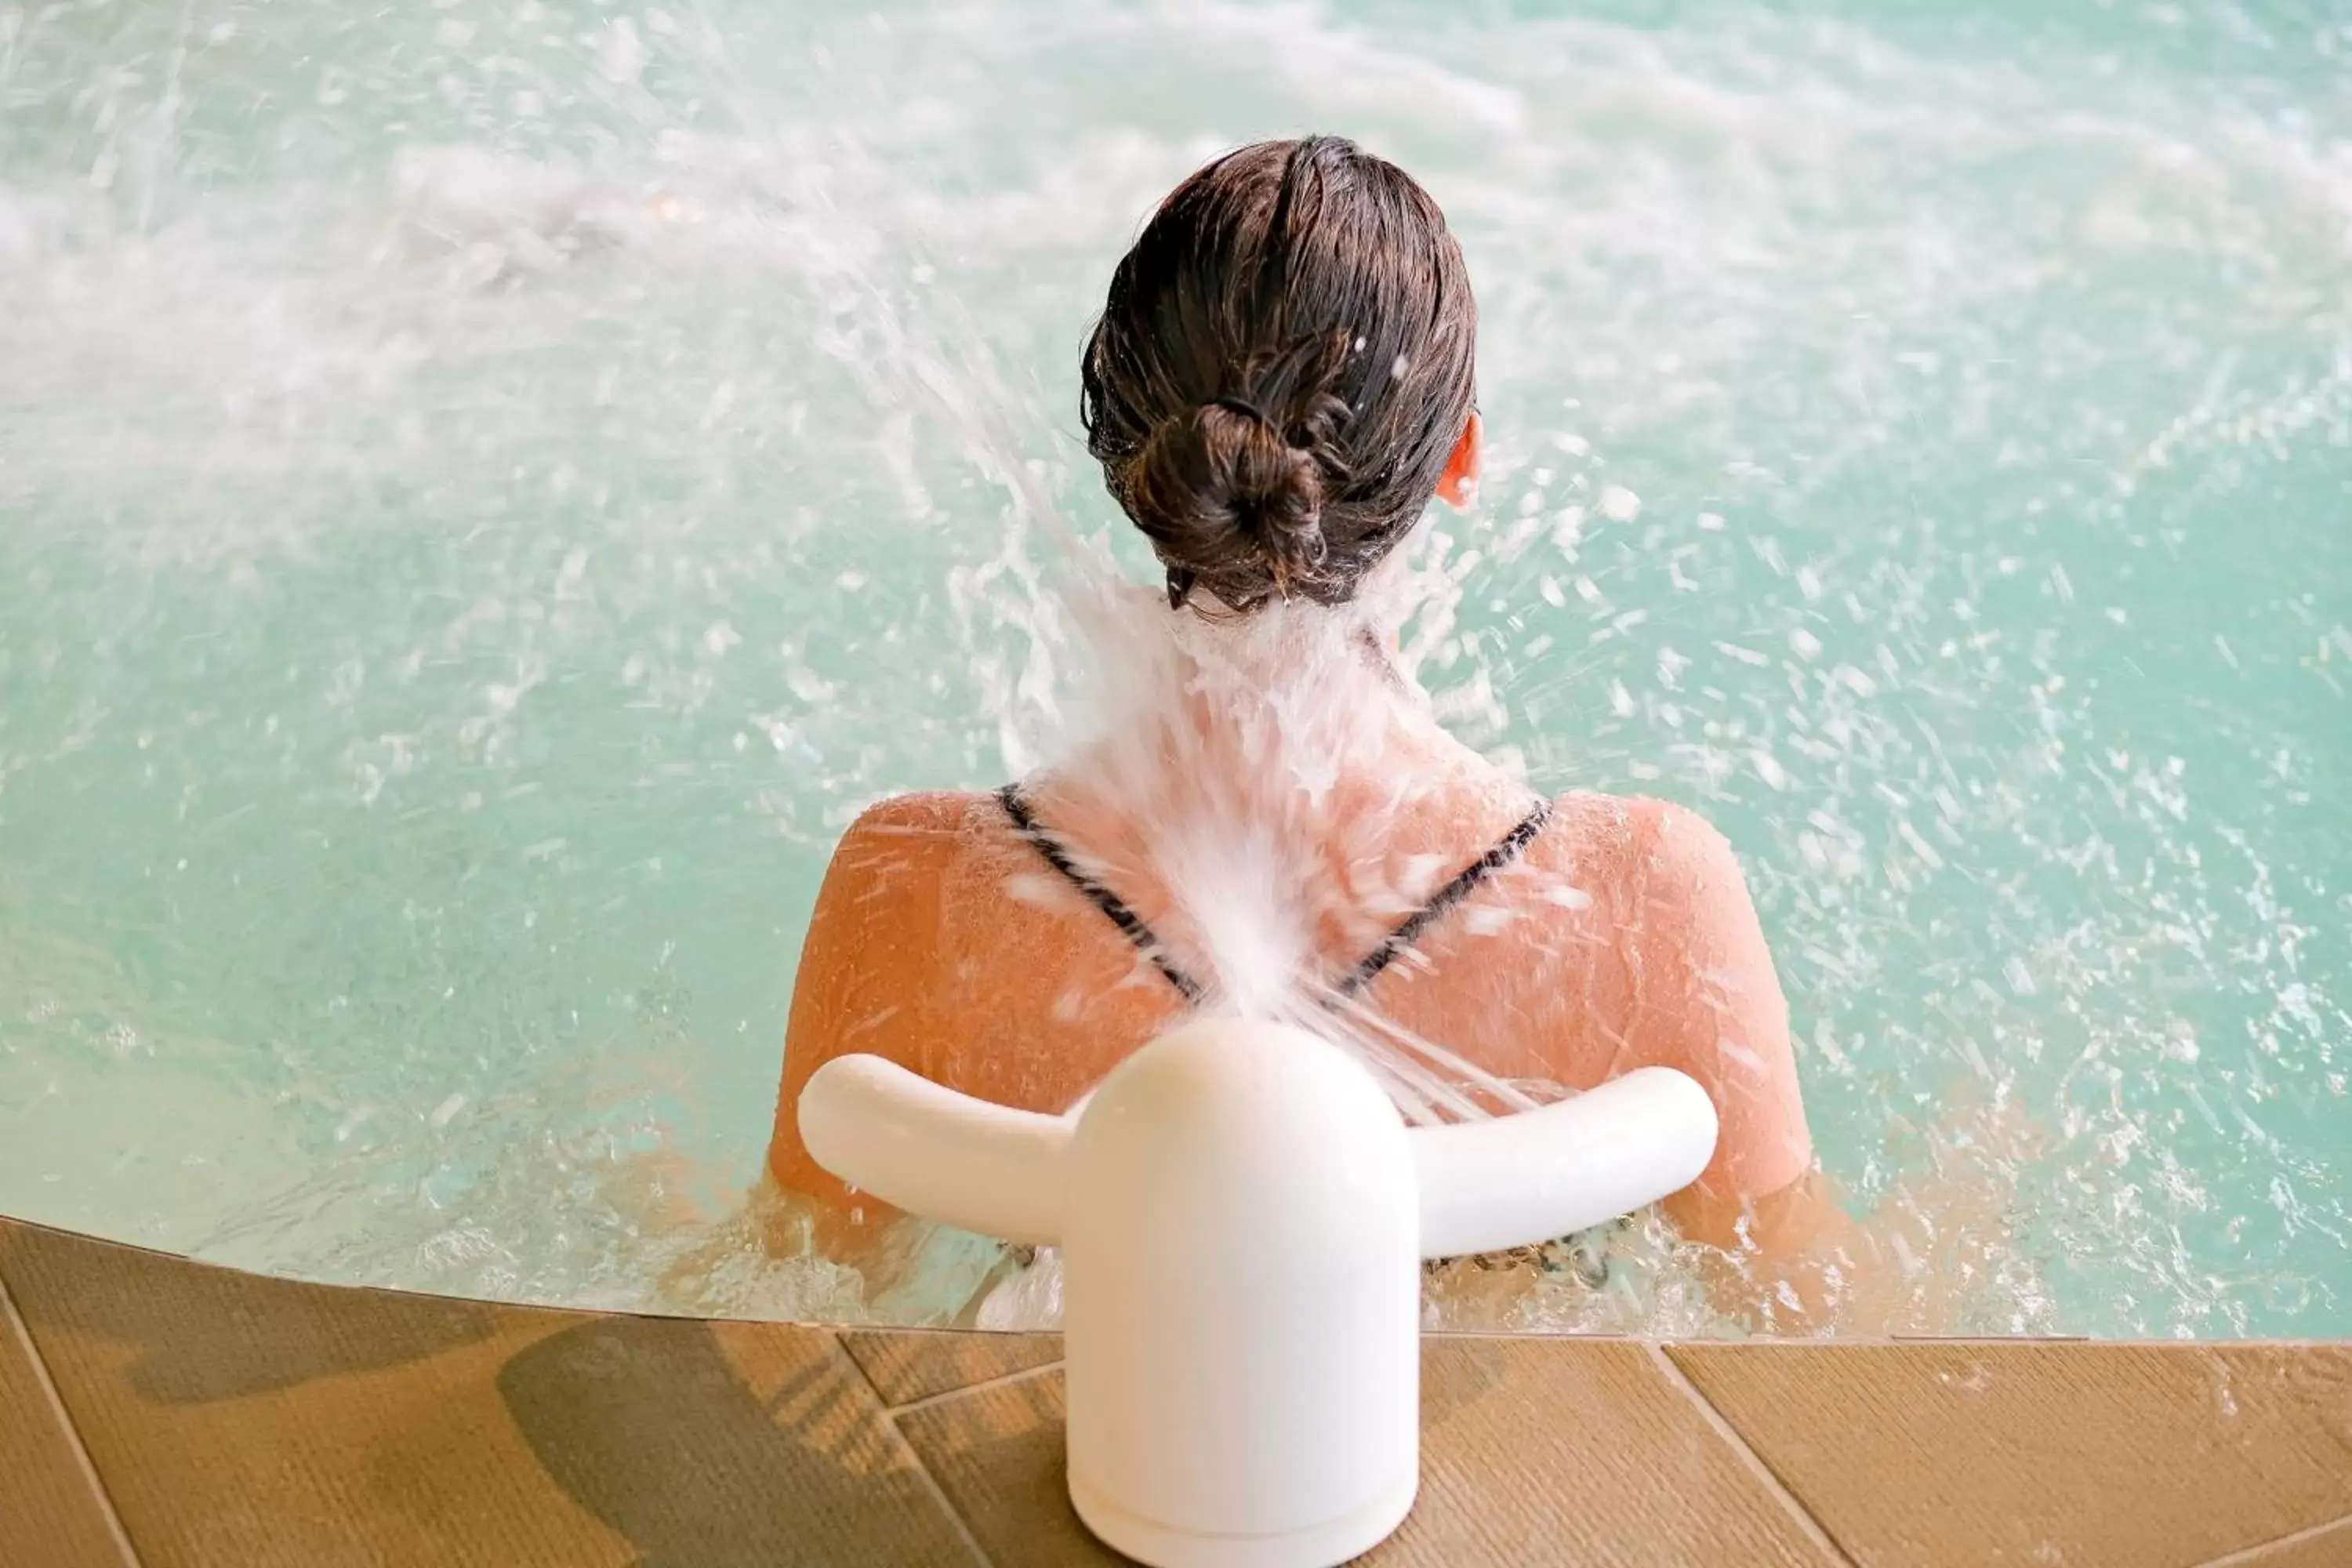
1435, 409, 1483, 508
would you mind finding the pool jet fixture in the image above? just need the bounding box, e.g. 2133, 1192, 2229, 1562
800, 1018, 1718, 1568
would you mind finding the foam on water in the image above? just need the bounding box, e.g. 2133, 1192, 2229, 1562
1, 0, 2346, 1334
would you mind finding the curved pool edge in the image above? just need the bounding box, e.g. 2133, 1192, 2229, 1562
1, 1214, 2346, 1567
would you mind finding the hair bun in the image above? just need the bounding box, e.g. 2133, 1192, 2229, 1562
1125, 393, 1338, 612
1081, 139, 1477, 615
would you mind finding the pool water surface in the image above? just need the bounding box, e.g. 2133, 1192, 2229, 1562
1, 0, 2346, 1334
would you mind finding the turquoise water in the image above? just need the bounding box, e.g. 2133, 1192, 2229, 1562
1, 1, 2345, 1334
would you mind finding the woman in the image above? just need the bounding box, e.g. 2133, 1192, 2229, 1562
759, 136, 1845, 1322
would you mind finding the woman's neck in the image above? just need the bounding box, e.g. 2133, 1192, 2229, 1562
1040, 593, 1503, 849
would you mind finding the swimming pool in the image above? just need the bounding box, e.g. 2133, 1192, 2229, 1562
2, 0, 2345, 1335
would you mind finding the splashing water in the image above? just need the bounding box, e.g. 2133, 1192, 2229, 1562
1013, 556, 1562, 1110
1, 1, 2347, 1336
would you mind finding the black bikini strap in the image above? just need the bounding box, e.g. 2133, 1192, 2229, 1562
996, 784, 1207, 1004
997, 786, 1552, 1008
1335, 797, 1553, 999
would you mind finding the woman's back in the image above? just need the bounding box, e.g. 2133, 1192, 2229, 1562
765, 768, 1810, 1218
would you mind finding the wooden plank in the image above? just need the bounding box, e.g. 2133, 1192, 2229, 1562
0, 1266, 134, 1568
895, 1338, 1838, 1566
891, 1367, 1116, 1566
839, 1327, 1062, 1406
13, 1209, 2351, 1568
499, 1316, 985, 1566
1672, 1341, 2352, 1568
0, 1218, 977, 1567
1391, 1337, 1838, 1566
2201, 1513, 2352, 1568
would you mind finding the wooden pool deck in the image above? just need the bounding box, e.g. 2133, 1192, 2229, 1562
2, 1214, 2347, 1566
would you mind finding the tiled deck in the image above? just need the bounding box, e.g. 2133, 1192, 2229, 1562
2, 1215, 2347, 1566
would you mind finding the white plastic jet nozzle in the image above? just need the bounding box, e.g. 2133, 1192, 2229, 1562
800, 1018, 1717, 1568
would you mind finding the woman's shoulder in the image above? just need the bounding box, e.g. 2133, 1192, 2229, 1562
1520, 791, 1759, 935
1534, 789, 1746, 880
824, 789, 1008, 888
840, 788, 996, 838
1550, 791, 1802, 1199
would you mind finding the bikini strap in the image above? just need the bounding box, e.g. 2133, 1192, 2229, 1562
1334, 797, 1553, 999
996, 783, 1207, 1004
997, 786, 1552, 1008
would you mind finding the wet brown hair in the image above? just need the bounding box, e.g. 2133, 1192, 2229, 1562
1080, 136, 1478, 613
